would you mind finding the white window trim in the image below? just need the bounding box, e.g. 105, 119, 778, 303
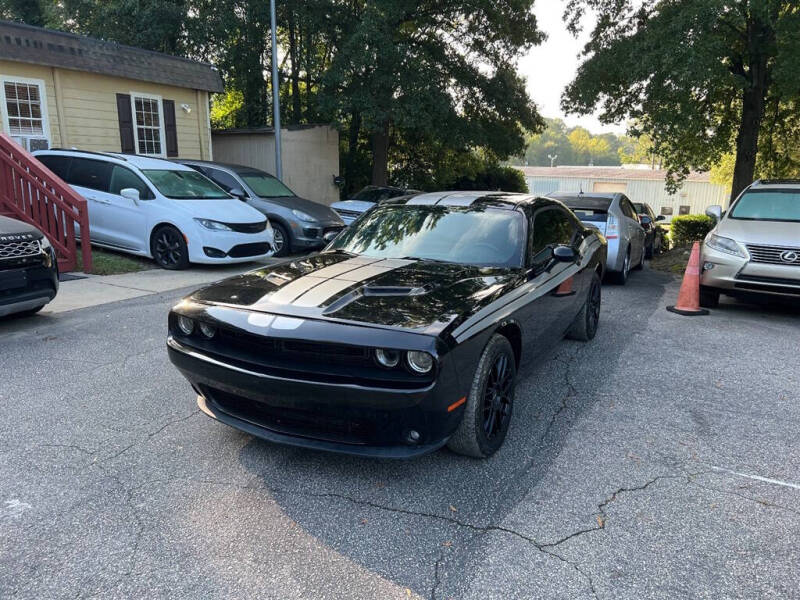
130, 91, 166, 158
0, 75, 51, 147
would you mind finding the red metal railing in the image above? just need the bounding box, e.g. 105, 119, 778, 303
0, 133, 91, 273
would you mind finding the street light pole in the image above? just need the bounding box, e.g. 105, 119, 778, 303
270, 0, 282, 179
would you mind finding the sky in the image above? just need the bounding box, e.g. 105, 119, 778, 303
518, 3, 627, 135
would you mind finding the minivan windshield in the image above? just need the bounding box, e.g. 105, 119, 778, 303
730, 190, 800, 222
142, 170, 230, 199
326, 205, 525, 268
238, 171, 295, 198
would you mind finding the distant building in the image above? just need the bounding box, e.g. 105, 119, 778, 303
518, 166, 729, 219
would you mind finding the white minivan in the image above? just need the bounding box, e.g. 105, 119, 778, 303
34, 150, 274, 269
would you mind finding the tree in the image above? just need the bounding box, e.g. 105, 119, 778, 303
563, 0, 800, 201
320, 0, 545, 186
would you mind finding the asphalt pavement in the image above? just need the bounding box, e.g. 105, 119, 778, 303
1, 266, 798, 599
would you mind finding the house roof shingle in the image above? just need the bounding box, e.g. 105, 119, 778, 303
517, 166, 712, 183
0, 20, 224, 93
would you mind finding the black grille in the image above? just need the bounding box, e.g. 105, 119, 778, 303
225, 221, 267, 234
203, 386, 378, 445
735, 274, 800, 291
228, 242, 270, 258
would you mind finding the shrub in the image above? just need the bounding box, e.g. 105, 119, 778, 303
449, 164, 528, 193
669, 214, 714, 247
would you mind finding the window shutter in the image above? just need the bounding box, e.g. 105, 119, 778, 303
116, 94, 135, 154
163, 99, 179, 157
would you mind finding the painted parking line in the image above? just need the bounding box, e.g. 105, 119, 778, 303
710, 465, 800, 491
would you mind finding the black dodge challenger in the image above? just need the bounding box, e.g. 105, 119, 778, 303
168, 192, 607, 458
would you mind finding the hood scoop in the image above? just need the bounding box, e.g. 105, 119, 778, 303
322, 283, 432, 315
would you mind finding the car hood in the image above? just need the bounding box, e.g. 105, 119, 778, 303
169, 198, 267, 224
717, 217, 800, 246
0, 215, 43, 241
331, 200, 375, 214
188, 251, 519, 335
258, 195, 343, 223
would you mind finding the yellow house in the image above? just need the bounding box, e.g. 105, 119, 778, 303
0, 20, 223, 159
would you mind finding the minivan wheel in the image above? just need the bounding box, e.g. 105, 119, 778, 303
447, 334, 516, 458
151, 225, 189, 270
272, 223, 290, 257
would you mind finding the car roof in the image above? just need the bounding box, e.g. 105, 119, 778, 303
386, 191, 551, 209
548, 193, 615, 210
750, 179, 800, 190
38, 149, 194, 171
175, 159, 275, 177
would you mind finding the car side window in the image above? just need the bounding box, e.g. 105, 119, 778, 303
529, 208, 576, 268
37, 155, 72, 180
109, 165, 154, 199
67, 158, 112, 192
204, 167, 242, 194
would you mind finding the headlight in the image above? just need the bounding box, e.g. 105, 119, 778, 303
706, 234, 746, 258
39, 236, 52, 250
375, 349, 400, 368
407, 351, 434, 374
198, 322, 216, 338
292, 209, 316, 222
177, 316, 194, 335
194, 218, 232, 231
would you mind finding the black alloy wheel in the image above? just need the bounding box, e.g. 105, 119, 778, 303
151, 225, 189, 270
272, 223, 289, 257
567, 271, 602, 342
447, 334, 517, 458
482, 353, 514, 441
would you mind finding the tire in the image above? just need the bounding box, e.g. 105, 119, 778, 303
612, 247, 631, 285
151, 225, 190, 270
447, 334, 517, 458
699, 286, 720, 309
566, 272, 602, 342
272, 222, 290, 257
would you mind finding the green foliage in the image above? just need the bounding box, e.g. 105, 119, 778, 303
210, 90, 245, 130
563, 0, 800, 200
449, 165, 528, 193
669, 215, 714, 248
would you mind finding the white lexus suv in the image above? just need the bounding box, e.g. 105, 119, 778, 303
34, 150, 274, 269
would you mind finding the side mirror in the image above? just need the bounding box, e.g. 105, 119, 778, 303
705, 205, 722, 221
120, 188, 140, 204
655, 215, 665, 222
229, 187, 247, 200
553, 245, 576, 263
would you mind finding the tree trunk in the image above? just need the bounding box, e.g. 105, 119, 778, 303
730, 89, 765, 203
345, 111, 362, 196
370, 122, 390, 186
287, 8, 302, 123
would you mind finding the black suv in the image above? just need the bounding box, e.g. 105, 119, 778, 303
0, 216, 59, 317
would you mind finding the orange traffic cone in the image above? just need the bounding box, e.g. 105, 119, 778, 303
666, 241, 710, 316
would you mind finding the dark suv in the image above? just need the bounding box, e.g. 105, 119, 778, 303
632, 202, 667, 257
0, 216, 59, 317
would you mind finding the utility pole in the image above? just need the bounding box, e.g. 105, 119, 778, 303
270, 0, 282, 179
548, 154, 558, 168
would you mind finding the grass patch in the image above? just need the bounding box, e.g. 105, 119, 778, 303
649, 246, 693, 276
75, 246, 155, 276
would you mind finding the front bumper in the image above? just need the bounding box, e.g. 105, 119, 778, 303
188, 227, 275, 264
289, 220, 346, 249
701, 244, 800, 298
168, 336, 461, 458
0, 257, 58, 317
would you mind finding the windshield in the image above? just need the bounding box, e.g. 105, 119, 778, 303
351, 187, 404, 203
730, 190, 800, 222
239, 172, 295, 197
326, 205, 525, 268
142, 170, 230, 199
